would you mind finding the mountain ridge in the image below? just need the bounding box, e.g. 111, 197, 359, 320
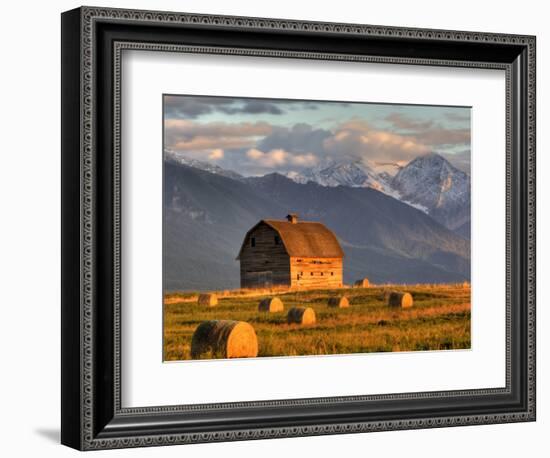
277, 153, 470, 230
165, 149, 244, 181
164, 161, 470, 291
284, 158, 396, 196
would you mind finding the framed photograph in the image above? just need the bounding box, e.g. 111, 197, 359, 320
61, 6, 536, 450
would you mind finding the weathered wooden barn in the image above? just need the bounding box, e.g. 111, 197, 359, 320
237, 214, 344, 289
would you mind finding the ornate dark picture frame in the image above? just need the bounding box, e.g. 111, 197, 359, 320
61, 6, 536, 451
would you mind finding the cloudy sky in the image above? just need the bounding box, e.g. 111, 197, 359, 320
164, 95, 471, 176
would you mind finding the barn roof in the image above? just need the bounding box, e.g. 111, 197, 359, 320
237, 218, 344, 259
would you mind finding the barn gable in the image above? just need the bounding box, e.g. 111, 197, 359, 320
236, 216, 344, 260
236, 221, 282, 260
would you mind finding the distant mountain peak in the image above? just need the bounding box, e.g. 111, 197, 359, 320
396, 152, 466, 188
392, 152, 470, 231
406, 152, 455, 170
256, 172, 295, 183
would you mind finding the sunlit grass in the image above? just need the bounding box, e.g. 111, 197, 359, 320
163, 284, 471, 361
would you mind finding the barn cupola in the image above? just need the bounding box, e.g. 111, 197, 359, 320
286, 213, 299, 224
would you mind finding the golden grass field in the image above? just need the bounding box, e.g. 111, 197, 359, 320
163, 284, 471, 361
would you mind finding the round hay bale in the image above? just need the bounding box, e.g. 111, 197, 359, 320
388, 291, 413, 308
327, 296, 349, 308
258, 297, 284, 312
191, 320, 258, 359
198, 293, 218, 307
354, 278, 370, 288
287, 307, 316, 325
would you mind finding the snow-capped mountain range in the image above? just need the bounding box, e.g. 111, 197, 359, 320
284, 159, 398, 196
165, 149, 243, 181
164, 149, 470, 236
284, 154, 469, 231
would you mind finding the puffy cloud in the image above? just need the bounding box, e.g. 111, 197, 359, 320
171, 137, 251, 151
164, 95, 351, 120
257, 123, 331, 155
164, 95, 224, 118
164, 119, 272, 138
415, 128, 470, 147
246, 148, 317, 168
385, 113, 434, 131
320, 117, 470, 168
323, 120, 429, 163
236, 100, 284, 115
164, 119, 273, 152
163, 98, 470, 175
246, 148, 264, 160
164, 95, 285, 119
208, 149, 224, 160
291, 153, 318, 166
385, 113, 471, 148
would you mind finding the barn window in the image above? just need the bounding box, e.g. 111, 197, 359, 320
274, 235, 280, 245
321, 272, 324, 276
310, 272, 313, 276
331, 272, 334, 276
250, 237, 256, 247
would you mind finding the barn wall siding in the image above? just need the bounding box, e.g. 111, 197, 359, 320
239, 223, 290, 288
290, 257, 343, 288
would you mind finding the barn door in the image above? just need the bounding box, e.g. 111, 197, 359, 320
259, 271, 273, 287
